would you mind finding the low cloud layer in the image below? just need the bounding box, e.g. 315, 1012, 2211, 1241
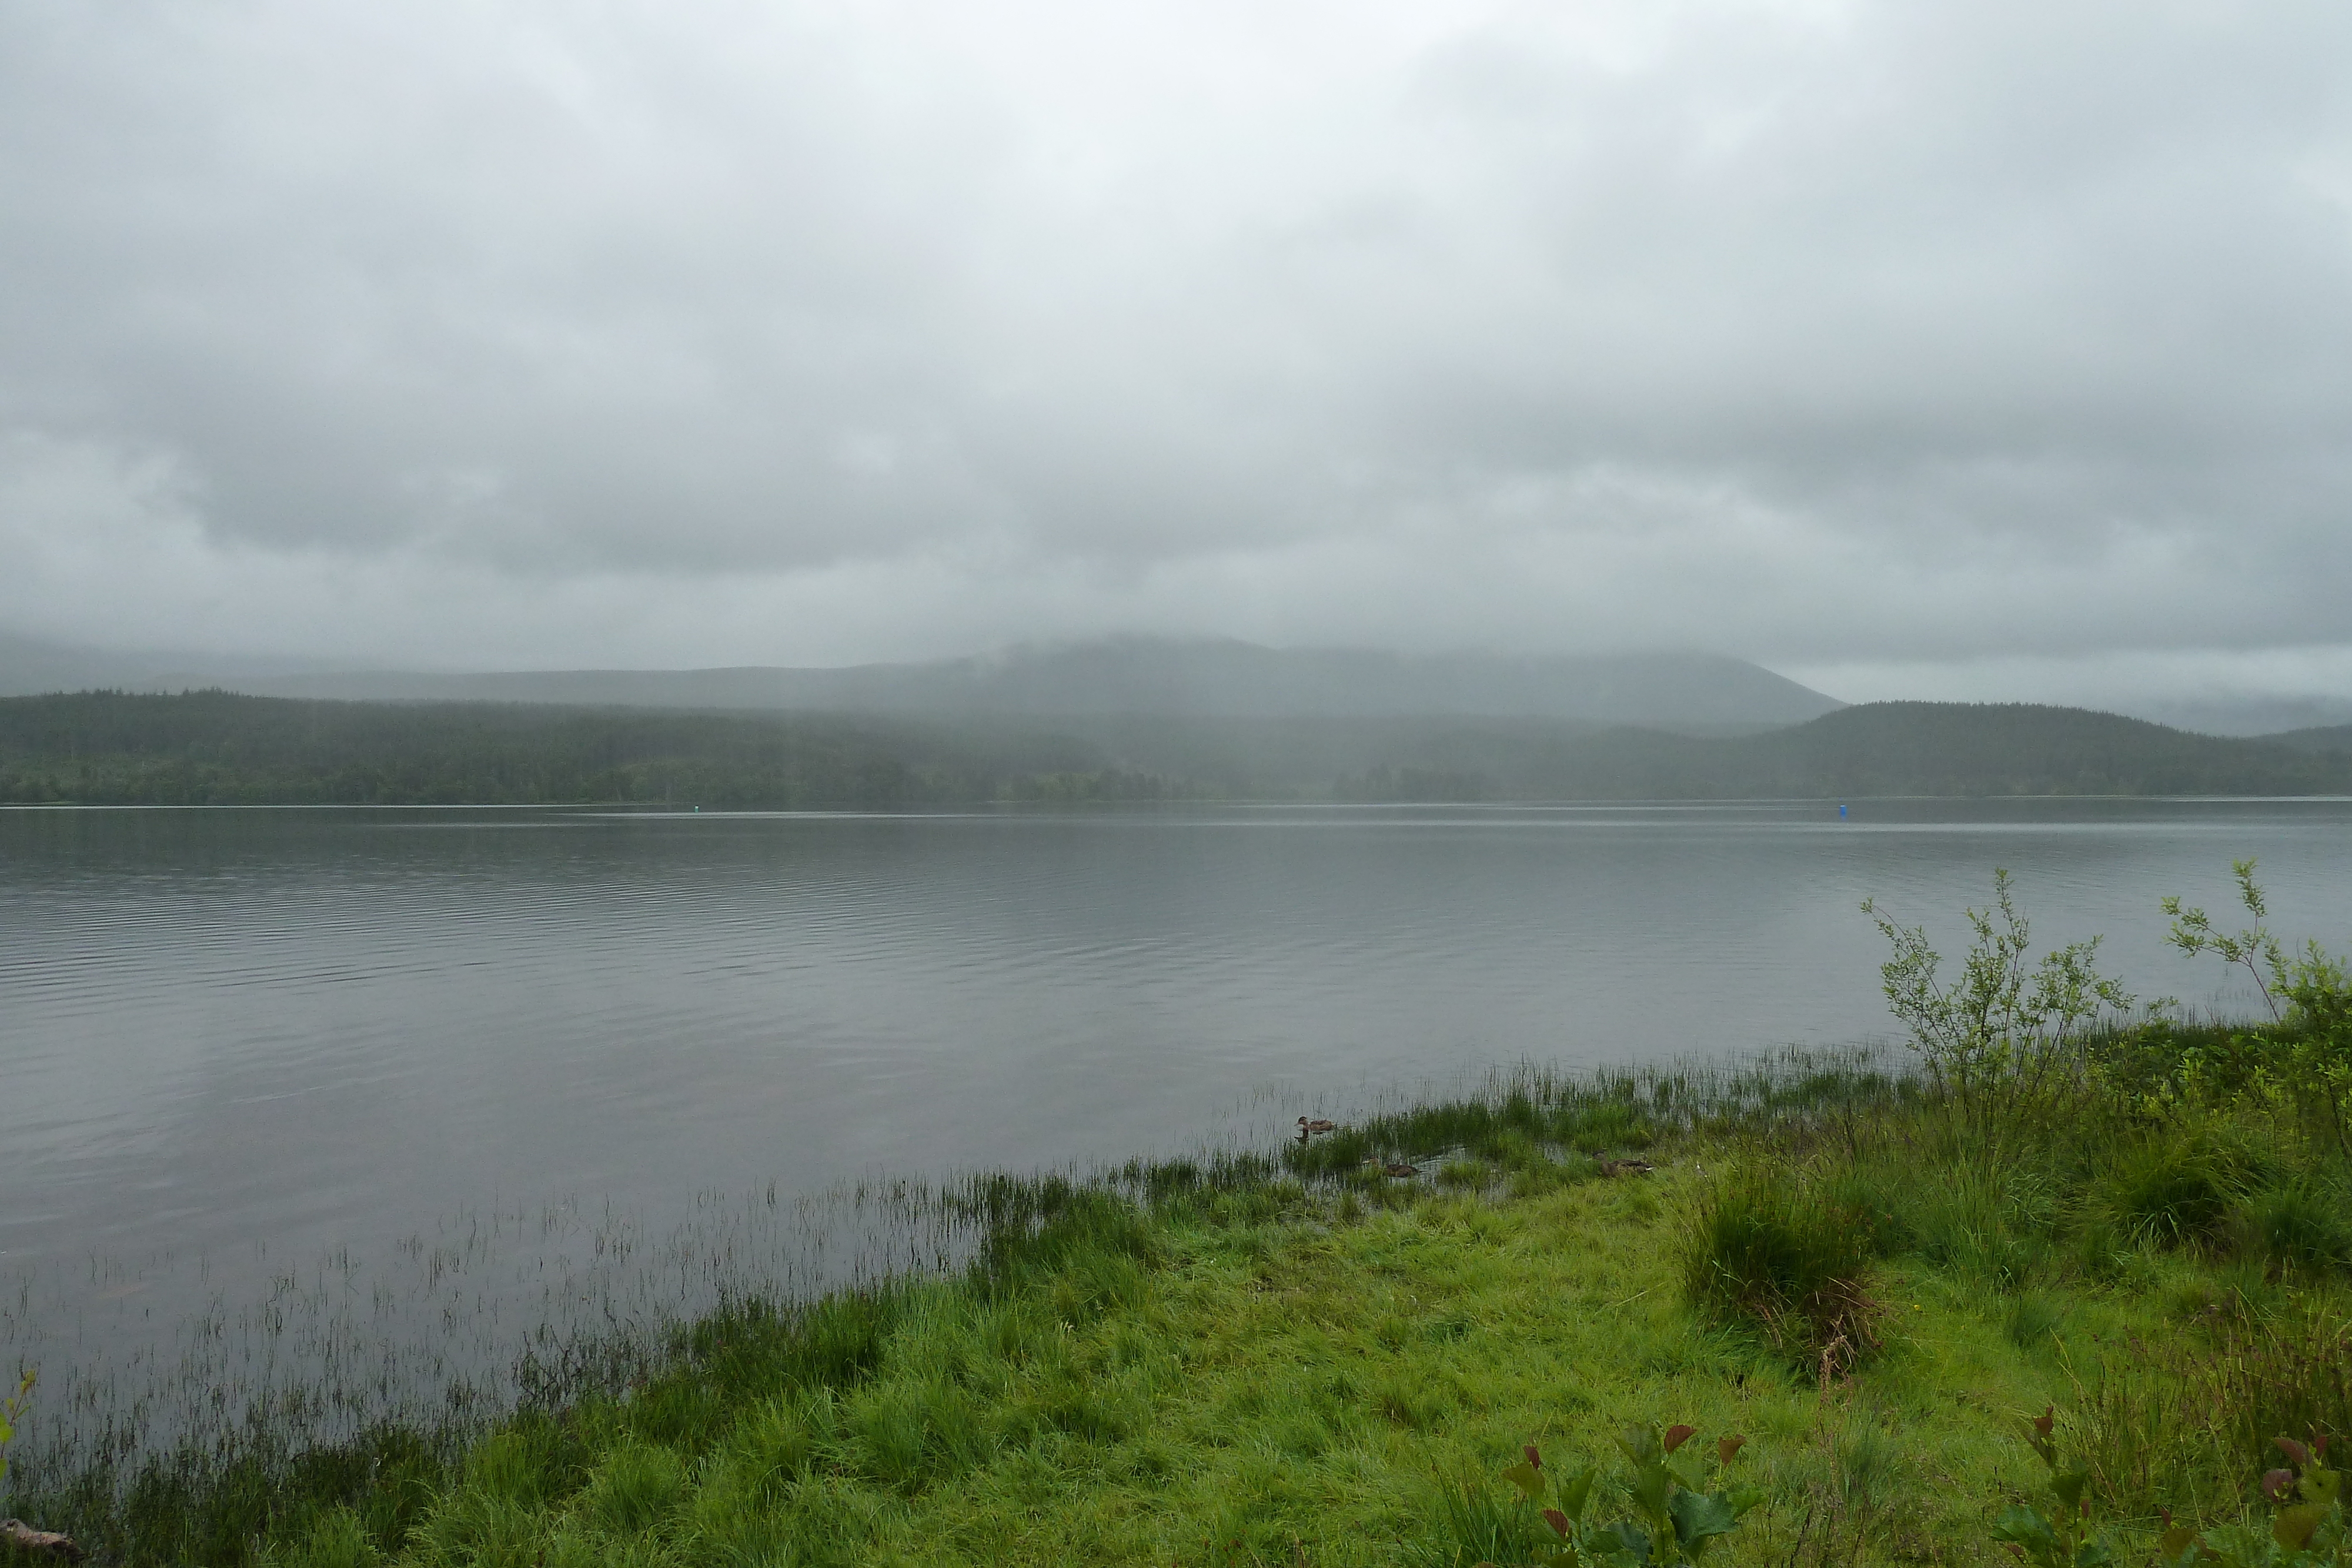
3, 1, 2349, 704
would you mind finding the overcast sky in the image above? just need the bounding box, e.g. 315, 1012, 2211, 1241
2, 1, 2348, 704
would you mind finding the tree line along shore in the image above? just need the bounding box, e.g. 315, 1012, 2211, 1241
4, 688, 2351, 807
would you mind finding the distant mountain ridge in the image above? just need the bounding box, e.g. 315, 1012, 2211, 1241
1378, 701, 2352, 800
4, 691, 2347, 805
0, 633, 1843, 731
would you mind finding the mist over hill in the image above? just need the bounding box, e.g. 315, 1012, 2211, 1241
0, 633, 1840, 731
4, 691, 2347, 807
2266, 724, 2352, 755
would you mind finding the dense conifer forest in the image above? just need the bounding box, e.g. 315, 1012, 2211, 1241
2, 690, 2347, 806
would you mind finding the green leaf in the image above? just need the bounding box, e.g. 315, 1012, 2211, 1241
1629, 1463, 1672, 1526
1993, 1505, 2062, 1568
1616, 1426, 1662, 1469
1503, 1462, 1545, 1502
1665, 1450, 1710, 1492
1668, 1490, 1741, 1554
2050, 1465, 2091, 1516
2157, 1523, 2201, 1568
2274, 1503, 2327, 1553
1595, 1521, 1652, 1567
1558, 1465, 1598, 1523
2198, 1522, 2276, 1568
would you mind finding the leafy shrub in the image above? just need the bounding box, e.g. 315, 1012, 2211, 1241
1865, 869, 2136, 1139
2164, 860, 2352, 1158
1682, 1166, 1877, 1366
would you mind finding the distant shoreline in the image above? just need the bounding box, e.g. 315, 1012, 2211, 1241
6, 689, 2351, 808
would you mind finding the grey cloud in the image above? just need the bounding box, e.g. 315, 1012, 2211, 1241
1, 0, 2349, 690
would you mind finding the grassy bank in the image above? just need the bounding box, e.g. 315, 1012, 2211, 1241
8, 872, 2352, 1566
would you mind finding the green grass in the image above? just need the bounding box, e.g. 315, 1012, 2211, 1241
211, 1156, 2318, 1568
9, 1044, 2352, 1566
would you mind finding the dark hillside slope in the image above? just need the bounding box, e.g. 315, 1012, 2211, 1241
4, 693, 2348, 805
2266, 724, 2352, 755
1351, 703, 2352, 799
0, 691, 1134, 807
1717, 702, 2352, 797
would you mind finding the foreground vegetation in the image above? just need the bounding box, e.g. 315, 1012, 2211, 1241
6, 864, 2352, 1566
6, 690, 2352, 806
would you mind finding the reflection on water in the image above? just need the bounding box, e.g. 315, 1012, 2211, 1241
2, 798, 2350, 1434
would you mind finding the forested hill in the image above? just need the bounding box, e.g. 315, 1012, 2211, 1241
0, 691, 1162, 808
2267, 723, 2352, 755
3, 691, 2349, 805
1396, 701, 2352, 801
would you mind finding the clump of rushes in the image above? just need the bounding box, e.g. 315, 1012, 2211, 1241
2092, 1126, 2260, 1250
1497, 1423, 1760, 1568
1681, 1165, 1878, 1370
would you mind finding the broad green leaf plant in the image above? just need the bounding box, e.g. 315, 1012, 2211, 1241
1501, 1423, 1761, 1568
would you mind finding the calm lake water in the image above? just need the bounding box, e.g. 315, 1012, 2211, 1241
4, 799, 2350, 1362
